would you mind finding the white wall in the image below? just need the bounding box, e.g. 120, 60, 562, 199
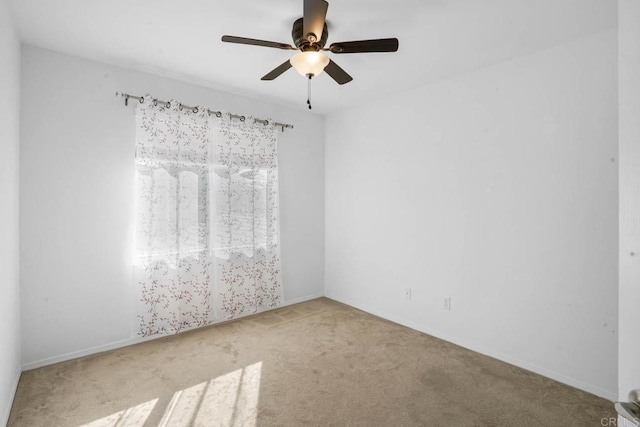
618, 0, 640, 403
19, 45, 324, 368
325, 31, 618, 400
0, 0, 21, 423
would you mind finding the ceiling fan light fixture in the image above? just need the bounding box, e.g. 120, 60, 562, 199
290, 51, 330, 77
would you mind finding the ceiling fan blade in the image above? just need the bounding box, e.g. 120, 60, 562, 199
261, 60, 293, 81
303, 0, 328, 44
221, 35, 296, 50
329, 38, 399, 54
324, 59, 353, 85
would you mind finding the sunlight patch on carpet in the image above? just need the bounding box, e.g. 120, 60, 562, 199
159, 361, 262, 427
79, 398, 158, 427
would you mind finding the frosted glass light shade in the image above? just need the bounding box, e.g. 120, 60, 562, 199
290, 52, 330, 77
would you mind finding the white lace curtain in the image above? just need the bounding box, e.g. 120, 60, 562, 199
133, 97, 283, 336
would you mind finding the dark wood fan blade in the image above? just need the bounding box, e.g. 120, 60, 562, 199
222, 35, 296, 50
261, 60, 293, 81
329, 38, 399, 54
324, 59, 352, 85
303, 0, 328, 44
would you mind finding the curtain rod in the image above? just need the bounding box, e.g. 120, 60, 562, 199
115, 92, 294, 132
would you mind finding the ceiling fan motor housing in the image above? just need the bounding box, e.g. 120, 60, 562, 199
292, 17, 328, 50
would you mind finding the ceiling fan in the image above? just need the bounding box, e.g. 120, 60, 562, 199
221, 0, 399, 109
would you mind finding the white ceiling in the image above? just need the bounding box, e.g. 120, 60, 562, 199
9, 0, 616, 114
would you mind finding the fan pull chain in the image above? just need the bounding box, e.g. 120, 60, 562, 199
307, 74, 312, 110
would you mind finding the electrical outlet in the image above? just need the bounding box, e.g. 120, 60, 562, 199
404, 288, 412, 300
443, 297, 451, 311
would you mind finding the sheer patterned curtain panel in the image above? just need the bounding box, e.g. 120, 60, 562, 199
133, 96, 283, 336
212, 115, 283, 320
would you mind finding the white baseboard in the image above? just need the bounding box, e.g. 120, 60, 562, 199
326, 294, 618, 402
2, 368, 21, 426
282, 293, 324, 306
22, 293, 326, 372
21, 336, 151, 371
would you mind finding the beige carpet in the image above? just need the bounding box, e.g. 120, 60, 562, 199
8, 298, 614, 426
